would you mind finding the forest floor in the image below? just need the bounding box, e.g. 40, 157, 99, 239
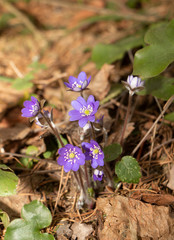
0, 0, 174, 239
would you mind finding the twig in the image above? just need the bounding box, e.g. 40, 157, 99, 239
0, 151, 56, 165
131, 95, 174, 156
53, 166, 64, 215
141, 138, 174, 161
39, 0, 157, 23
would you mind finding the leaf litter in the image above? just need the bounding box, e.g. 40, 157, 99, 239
0, 0, 174, 239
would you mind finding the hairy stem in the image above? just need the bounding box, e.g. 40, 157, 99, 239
120, 94, 132, 145
40, 111, 64, 147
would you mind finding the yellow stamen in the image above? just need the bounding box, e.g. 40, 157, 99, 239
69, 153, 75, 158
84, 109, 90, 115
93, 149, 99, 154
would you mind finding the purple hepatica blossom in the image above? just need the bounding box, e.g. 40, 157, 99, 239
21, 96, 40, 118
122, 75, 144, 96
64, 71, 91, 92
57, 144, 85, 172
93, 169, 104, 181
69, 95, 99, 128
35, 110, 52, 128
82, 140, 104, 168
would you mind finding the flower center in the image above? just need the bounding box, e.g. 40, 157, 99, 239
80, 105, 93, 116
69, 153, 75, 158
84, 109, 90, 115
78, 84, 81, 88
93, 149, 99, 154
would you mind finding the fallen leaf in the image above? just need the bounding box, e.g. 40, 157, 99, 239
97, 195, 174, 240
90, 64, 113, 100
71, 222, 93, 240
167, 163, 174, 190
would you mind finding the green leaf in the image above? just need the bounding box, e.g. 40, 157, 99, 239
0, 76, 14, 82
139, 76, 174, 100
4, 200, 55, 240
29, 61, 47, 72
104, 143, 122, 162
92, 33, 144, 68
115, 156, 141, 183
0, 209, 10, 229
12, 77, 33, 90
0, 164, 18, 196
18, 146, 39, 169
26, 145, 39, 155
133, 20, 174, 78
164, 112, 174, 122
0, 13, 14, 30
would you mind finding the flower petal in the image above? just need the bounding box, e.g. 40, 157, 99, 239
21, 108, 32, 117
78, 117, 88, 127
31, 96, 38, 103
68, 76, 77, 85
23, 100, 32, 108
64, 82, 72, 88
88, 115, 95, 122
64, 161, 72, 172
87, 95, 95, 104
71, 162, 80, 171
71, 99, 83, 110
91, 159, 98, 168
69, 110, 81, 121
77, 71, 87, 82
57, 156, 65, 166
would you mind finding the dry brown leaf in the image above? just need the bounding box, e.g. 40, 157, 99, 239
97, 195, 174, 240
141, 193, 174, 206
89, 64, 113, 100
71, 222, 93, 240
0, 124, 30, 145
167, 163, 174, 190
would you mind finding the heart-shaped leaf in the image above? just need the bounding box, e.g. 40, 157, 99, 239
92, 33, 144, 68
104, 143, 122, 162
138, 76, 174, 100
115, 156, 141, 183
0, 164, 18, 196
133, 20, 174, 78
4, 200, 55, 240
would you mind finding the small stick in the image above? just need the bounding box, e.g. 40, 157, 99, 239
132, 95, 174, 156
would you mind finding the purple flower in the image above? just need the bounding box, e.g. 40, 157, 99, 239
122, 75, 144, 96
35, 110, 52, 128
21, 96, 40, 118
57, 144, 85, 172
69, 95, 99, 128
64, 71, 91, 91
82, 140, 104, 168
93, 169, 104, 181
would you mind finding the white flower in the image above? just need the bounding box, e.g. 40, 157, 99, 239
122, 75, 144, 96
